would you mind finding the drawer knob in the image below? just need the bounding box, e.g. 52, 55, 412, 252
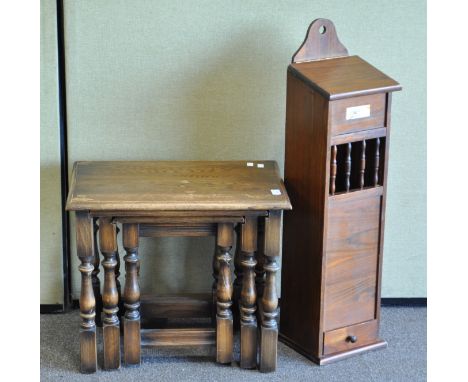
346, 335, 357, 343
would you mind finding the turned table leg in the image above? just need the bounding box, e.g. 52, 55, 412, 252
76, 211, 97, 373
99, 217, 121, 370
255, 218, 266, 301
92, 218, 102, 327
239, 216, 258, 369
216, 223, 234, 364
233, 224, 243, 329
123, 223, 141, 365
115, 226, 124, 319
259, 211, 281, 373
211, 242, 219, 326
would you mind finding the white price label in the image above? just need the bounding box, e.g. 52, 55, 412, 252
346, 104, 371, 120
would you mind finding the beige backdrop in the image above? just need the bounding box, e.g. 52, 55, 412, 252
41, 0, 63, 304
41, 0, 426, 304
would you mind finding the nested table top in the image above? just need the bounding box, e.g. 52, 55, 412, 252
65, 161, 291, 212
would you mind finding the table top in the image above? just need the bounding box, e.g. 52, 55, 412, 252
66, 161, 291, 212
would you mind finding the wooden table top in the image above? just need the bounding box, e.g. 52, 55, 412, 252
66, 161, 291, 212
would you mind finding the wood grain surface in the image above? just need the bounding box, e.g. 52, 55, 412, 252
289, 55, 401, 100
292, 18, 349, 63
66, 161, 291, 211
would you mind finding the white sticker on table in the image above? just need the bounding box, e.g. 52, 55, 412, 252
257, 163, 264, 168
246, 162, 254, 167
271, 189, 281, 196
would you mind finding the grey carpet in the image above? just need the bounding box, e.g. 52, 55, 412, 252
40, 307, 426, 381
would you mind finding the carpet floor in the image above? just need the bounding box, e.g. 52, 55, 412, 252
40, 306, 426, 381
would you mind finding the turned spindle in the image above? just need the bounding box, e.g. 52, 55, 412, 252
240, 217, 258, 369
330, 145, 337, 195
255, 218, 266, 299
374, 138, 381, 186
259, 211, 281, 373
91, 218, 102, 327
360, 140, 366, 189
123, 223, 140, 365
115, 226, 124, 318
345, 142, 352, 192
212, 242, 220, 325
99, 217, 120, 370
232, 224, 243, 329
76, 211, 97, 374
216, 223, 234, 364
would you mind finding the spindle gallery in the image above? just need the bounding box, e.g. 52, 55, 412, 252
279, 18, 401, 364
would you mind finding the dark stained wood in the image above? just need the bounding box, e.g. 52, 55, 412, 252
318, 340, 387, 365
99, 217, 120, 370
280, 20, 400, 365
141, 328, 216, 347
114, 226, 123, 320
91, 218, 102, 327
281, 72, 330, 357
331, 185, 383, 201
289, 55, 401, 100
216, 223, 234, 364
329, 93, 386, 135
212, 244, 219, 326
330, 127, 386, 146
324, 194, 381, 331
323, 320, 379, 355
375, 93, 393, 322
360, 140, 366, 189
233, 224, 243, 329
123, 223, 140, 365
259, 210, 281, 373
292, 18, 349, 63
239, 216, 258, 369
254, 219, 266, 298
67, 162, 290, 373
120, 216, 244, 224
330, 146, 337, 195
140, 293, 212, 321
66, 161, 291, 212
139, 223, 217, 237
374, 138, 381, 186
76, 211, 97, 373
91, 210, 269, 218
344, 143, 352, 192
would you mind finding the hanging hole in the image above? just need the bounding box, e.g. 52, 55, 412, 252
319, 25, 326, 34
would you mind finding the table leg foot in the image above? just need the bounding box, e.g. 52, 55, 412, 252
79, 328, 97, 373
103, 324, 121, 370
124, 319, 141, 365
240, 321, 257, 369
216, 317, 233, 364
259, 325, 278, 373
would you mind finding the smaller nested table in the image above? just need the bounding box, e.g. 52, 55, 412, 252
66, 161, 291, 373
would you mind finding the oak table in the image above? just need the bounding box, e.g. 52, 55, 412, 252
65, 160, 291, 373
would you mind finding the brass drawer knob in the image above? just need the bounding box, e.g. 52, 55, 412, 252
346, 335, 357, 343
